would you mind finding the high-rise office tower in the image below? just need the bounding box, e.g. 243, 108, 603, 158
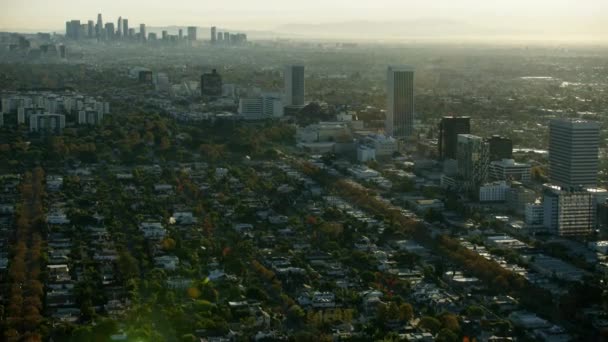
217, 32, 224, 43
386, 65, 415, 138
29, 114, 66, 134
96, 13, 103, 38
549, 119, 600, 189
123, 19, 129, 39
178, 29, 183, 40
284, 65, 305, 106
162, 30, 168, 40
488, 135, 513, 161
201, 69, 223, 97
438, 116, 470, 160
59, 45, 66, 58
79, 24, 87, 39
87, 20, 94, 38
117, 17, 122, 37
104, 23, 115, 40
211, 26, 217, 43
457, 134, 490, 189
223, 31, 230, 42
140, 24, 146, 41
69, 20, 81, 40
187, 26, 197, 40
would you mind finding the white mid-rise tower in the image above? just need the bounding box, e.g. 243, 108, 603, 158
549, 119, 600, 189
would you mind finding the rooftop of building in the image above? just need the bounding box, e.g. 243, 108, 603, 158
491, 159, 530, 167
388, 65, 415, 71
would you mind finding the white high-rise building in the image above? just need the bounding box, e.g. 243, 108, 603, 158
479, 181, 510, 202
549, 119, 600, 189
284, 65, 305, 106
140, 24, 146, 42
29, 113, 65, 134
123, 19, 129, 39
543, 184, 596, 236
78, 110, 103, 125
386, 65, 414, 138
117, 17, 122, 37
17, 107, 25, 124
525, 201, 544, 227
96, 13, 103, 38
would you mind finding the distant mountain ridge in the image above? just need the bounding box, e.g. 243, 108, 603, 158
275, 19, 531, 40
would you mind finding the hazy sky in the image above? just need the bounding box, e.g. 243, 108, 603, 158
2, 0, 607, 39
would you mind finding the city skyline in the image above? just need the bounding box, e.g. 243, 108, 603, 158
2, 0, 608, 42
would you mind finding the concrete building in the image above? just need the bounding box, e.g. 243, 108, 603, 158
543, 184, 596, 236
284, 65, 305, 106
438, 116, 470, 160
488, 135, 513, 161
348, 166, 380, 179
139, 24, 146, 41
525, 201, 545, 227
386, 65, 414, 138
117, 17, 122, 37
153, 73, 170, 92
222, 84, 237, 98
239, 93, 283, 120
1, 91, 109, 128
479, 181, 510, 202
122, 19, 129, 39
506, 183, 537, 215
96, 13, 103, 38
187, 26, 197, 40
67, 20, 81, 40
87, 20, 94, 38
104, 23, 115, 39
78, 110, 103, 125
29, 113, 65, 134
357, 145, 376, 162
200, 69, 223, 97
210, 26, 217, 43
363, 134, 397, 158
549, 119, 600, 189
490, 159, 531, 183
457, 134, 490, 190
296, 122, 351, 143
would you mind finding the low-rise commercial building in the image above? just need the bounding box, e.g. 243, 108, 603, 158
490, 159, 531, 183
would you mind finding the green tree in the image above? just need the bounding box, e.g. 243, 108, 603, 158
419, 316, 442, 334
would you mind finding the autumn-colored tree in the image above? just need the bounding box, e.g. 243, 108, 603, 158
399, 302, 414, 322
161, 237, 177, 251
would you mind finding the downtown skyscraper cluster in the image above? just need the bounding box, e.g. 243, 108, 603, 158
65, 13, 137, 41
64, 13, 198, 43
64, 13, 246, 46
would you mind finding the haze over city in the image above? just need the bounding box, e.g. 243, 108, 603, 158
2, 0, 608, 42
2, 1, 608, 341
